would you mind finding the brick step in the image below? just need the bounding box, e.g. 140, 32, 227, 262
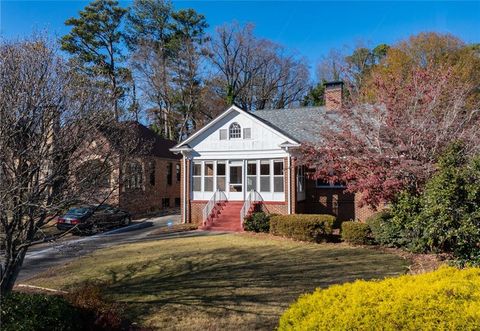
201, 200, 247, 232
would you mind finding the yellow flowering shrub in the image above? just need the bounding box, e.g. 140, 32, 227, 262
278, 267, 480, 331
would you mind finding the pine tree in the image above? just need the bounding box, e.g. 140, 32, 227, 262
61, 0, 128, 121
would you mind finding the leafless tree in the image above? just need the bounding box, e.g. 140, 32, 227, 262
0, 37, 137, 296
208, 22, 309, 111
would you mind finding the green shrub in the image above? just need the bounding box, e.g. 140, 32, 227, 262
341, 221, 371, 245
270, 214, 335, 243
278, 266, 480, 331
243, 212, 270, 233
0, 292, 82, 331
383, 144, 480, 264
365, 210, 399, 246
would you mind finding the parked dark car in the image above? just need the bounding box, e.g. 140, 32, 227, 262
57, 204, 131, 234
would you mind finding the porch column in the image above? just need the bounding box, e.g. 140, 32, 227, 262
180, 154, 191, 223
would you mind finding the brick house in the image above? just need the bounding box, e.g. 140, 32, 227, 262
78, 121, 181, 216
171, 82, 375, 230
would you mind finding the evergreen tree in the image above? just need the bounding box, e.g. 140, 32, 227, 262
61, 0, 128, 121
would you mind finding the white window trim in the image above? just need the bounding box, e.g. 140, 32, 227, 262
204, 161, 214, 192
273, 160, 284, 193
229, 122, 242, 140
192, 161, 202, 192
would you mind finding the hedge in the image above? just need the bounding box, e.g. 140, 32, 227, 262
341, 221, 371, 245
270, 214, 335, 243
278, 266, 480, 331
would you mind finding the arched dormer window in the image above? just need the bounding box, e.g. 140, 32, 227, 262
229, 122, 241, 139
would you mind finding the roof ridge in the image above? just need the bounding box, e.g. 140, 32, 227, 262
254, 105, 326, 112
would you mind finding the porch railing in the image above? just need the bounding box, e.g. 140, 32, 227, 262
240, 190, 263, 228
202, 189, 227, 226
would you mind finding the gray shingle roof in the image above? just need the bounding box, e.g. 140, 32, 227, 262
252, 106, 340, 143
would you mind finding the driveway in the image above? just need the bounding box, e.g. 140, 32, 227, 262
18, 214, 182, 283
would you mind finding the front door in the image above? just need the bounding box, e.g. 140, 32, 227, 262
228, 161, 243, 200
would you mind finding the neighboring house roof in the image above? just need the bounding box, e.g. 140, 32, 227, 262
101, 121, 180, 160
252, 106, 340, 143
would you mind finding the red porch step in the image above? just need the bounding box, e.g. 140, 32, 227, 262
201, 201, 244, 232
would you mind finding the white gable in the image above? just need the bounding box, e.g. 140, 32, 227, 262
185, 107, 297, 159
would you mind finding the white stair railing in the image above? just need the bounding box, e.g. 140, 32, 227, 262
240, 190, 263, 228
202, 189, 227, 226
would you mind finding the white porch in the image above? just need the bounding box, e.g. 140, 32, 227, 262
191, 158, 287, 202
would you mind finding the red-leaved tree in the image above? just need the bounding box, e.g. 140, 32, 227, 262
300, 64, 480, 207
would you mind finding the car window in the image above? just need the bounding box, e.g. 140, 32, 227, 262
67, 207, 91, 216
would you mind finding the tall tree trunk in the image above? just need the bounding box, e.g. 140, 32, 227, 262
1, 246, 28, 296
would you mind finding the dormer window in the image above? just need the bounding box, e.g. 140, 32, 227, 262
229, 122, 241, 139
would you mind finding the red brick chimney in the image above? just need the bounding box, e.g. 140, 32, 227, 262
324, 81, 344, 110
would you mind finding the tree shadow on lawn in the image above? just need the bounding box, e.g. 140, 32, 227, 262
100, 235, 408, 330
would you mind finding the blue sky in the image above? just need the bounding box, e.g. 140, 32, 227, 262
1, 1, 479, 71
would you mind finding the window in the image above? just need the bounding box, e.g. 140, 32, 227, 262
273, 160, 284, 192
216, 162, 226, 191
167, 163, 173, 185
260, 160, 270, 192
243, 128, 251, 139
229, 122, 241, 139
149, 160, 156, 186
204, 162, 214, 192
247, 161, 257, 191
297, 166, 305, 193
176, 163, 180, 182
193, 162, 201, 191
219, 129, 227, 140
124, 161, 143, 189
315, 179, 346, 188
175, 198, 181, 207
162, 198, 170, 208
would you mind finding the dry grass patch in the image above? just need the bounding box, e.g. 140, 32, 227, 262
27, 233, 409, 330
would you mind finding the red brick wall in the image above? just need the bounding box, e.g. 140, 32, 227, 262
190, 200, 207, 225
301, 177, 379, 221
325, 85, 342, 110
354, 193, 380, 221
260, 202, 288, 215
119, 157, 181, 216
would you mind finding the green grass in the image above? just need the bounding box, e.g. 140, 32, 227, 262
27, 232, 409, 330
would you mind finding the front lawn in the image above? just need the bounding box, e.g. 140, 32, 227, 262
26, 232, 409, 330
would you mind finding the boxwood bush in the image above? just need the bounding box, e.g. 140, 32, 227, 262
243, 212, 270, 233
270, 214, 335, 243
341, 221, 371, 245
278, 266, 480, 331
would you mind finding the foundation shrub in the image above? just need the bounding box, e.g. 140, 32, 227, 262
341, 221, 371, 245
269, 214, 335, 243
243, 212, 270, 233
